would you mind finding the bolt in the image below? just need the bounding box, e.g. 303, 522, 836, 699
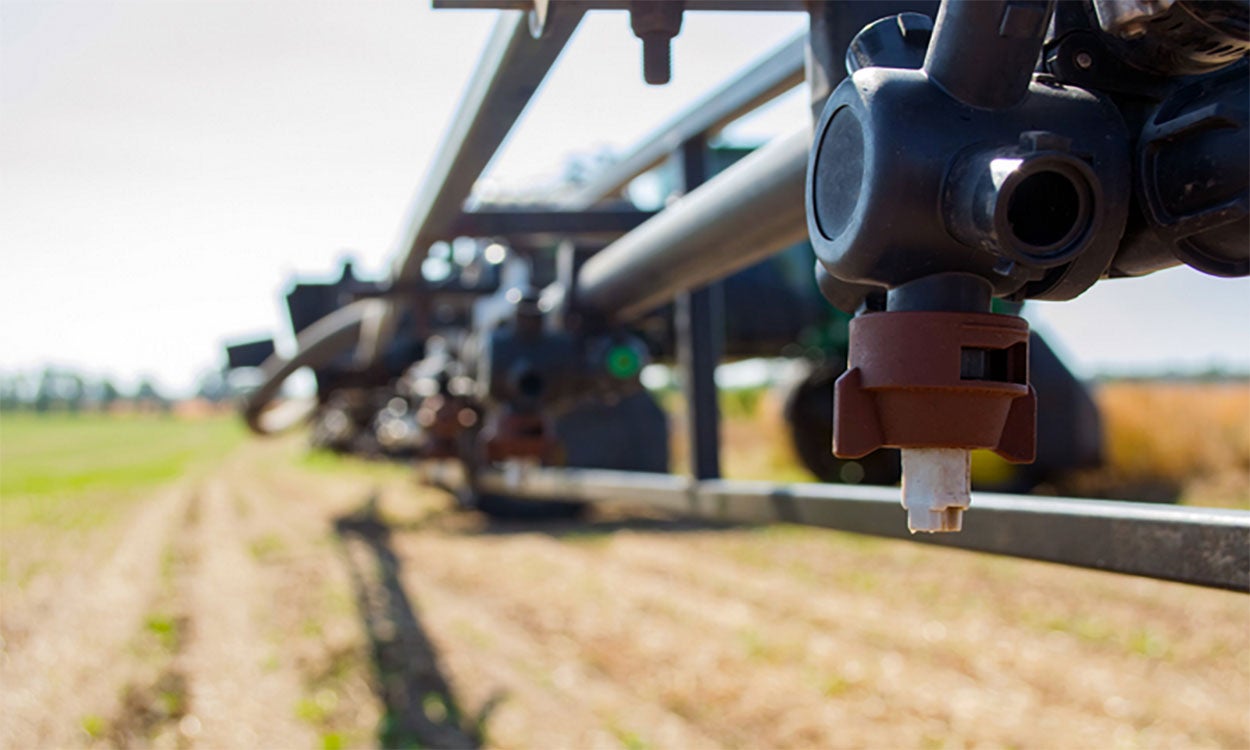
1075, 51, 1093, 69
640, 35, 672, 85
630, 0, 683, 86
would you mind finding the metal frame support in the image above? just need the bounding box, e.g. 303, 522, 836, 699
673, 136, 722, 479
450, 206, 656, 240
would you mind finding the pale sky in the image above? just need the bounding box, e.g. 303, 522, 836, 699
2, 1, 1247, 395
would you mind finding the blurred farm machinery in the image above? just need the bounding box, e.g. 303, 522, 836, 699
227, 0, 1250, 591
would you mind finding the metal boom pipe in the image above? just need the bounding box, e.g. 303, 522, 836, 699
574, 127, 809, 322
563, 32, 806, 208
438, 466, 1250, 593
365, 9, 584, 359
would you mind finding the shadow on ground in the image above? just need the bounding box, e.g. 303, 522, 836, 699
334, 494, 498, 749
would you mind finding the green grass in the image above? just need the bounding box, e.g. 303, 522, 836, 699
719, 386, 766, 420
79, 714, 107, 740
609, 723, 652, 750
1, 413, 242, 498
0, 413, 243, 530
144, 613, 183, 654
248, 532, 288, 563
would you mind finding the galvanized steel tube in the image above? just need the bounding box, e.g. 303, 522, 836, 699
574, 126, 810, 322
563, 33, 806, 208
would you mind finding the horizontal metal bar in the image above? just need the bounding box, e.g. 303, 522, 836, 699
452, 206, 656, 239
574, 127, 809, 322
435, 1, 809, 12
447, 466, 1250, 592
563, 33, 806, 208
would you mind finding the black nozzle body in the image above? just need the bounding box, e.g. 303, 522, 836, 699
923, 0, 1055, 109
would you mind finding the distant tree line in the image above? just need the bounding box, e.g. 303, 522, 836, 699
1092, 365, 1250, 385
0, 367, 170, 413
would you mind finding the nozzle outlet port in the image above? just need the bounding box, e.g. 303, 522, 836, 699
946, 149, 1098, 269
1007, 170, 1082, 248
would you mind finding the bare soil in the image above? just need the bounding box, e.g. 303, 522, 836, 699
3, 437, 1248, 749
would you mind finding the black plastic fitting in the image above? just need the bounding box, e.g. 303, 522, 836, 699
475, 289, 648, 415
477, 294, 575, 411
886, 273, 993, 313
944, 133, 1100, 270
1094, 0, 1250, 77
807, 0, 1133, 304
923, 0, 1053, 109
1107, 60, 1249, 278
846, 12, 934, 75
1136, 61, 1249, 277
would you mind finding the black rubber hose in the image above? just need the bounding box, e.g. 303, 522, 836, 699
241, 299, 384, 435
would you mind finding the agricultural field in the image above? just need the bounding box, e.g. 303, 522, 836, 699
1, 383, 1248, 749
1089, 381, 1250, 508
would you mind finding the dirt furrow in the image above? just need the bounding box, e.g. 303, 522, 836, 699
177, 477, 317, 748
237, 453, 725, 748
394, 531, 888, 748
0, 483, 192, 748
394, 526, 1245, 749
602, 533, 1250, 744
214, 455, 391, 747
393, 549, 725, 749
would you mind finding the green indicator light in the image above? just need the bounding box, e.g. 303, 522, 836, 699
606, 345, 642, 379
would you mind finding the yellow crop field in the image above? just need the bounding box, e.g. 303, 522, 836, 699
1091, 381, 1250, 507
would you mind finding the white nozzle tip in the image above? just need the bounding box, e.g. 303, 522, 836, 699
907, 505, 965, 533
901, 448, 972, 534
503, 458, 536, 489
